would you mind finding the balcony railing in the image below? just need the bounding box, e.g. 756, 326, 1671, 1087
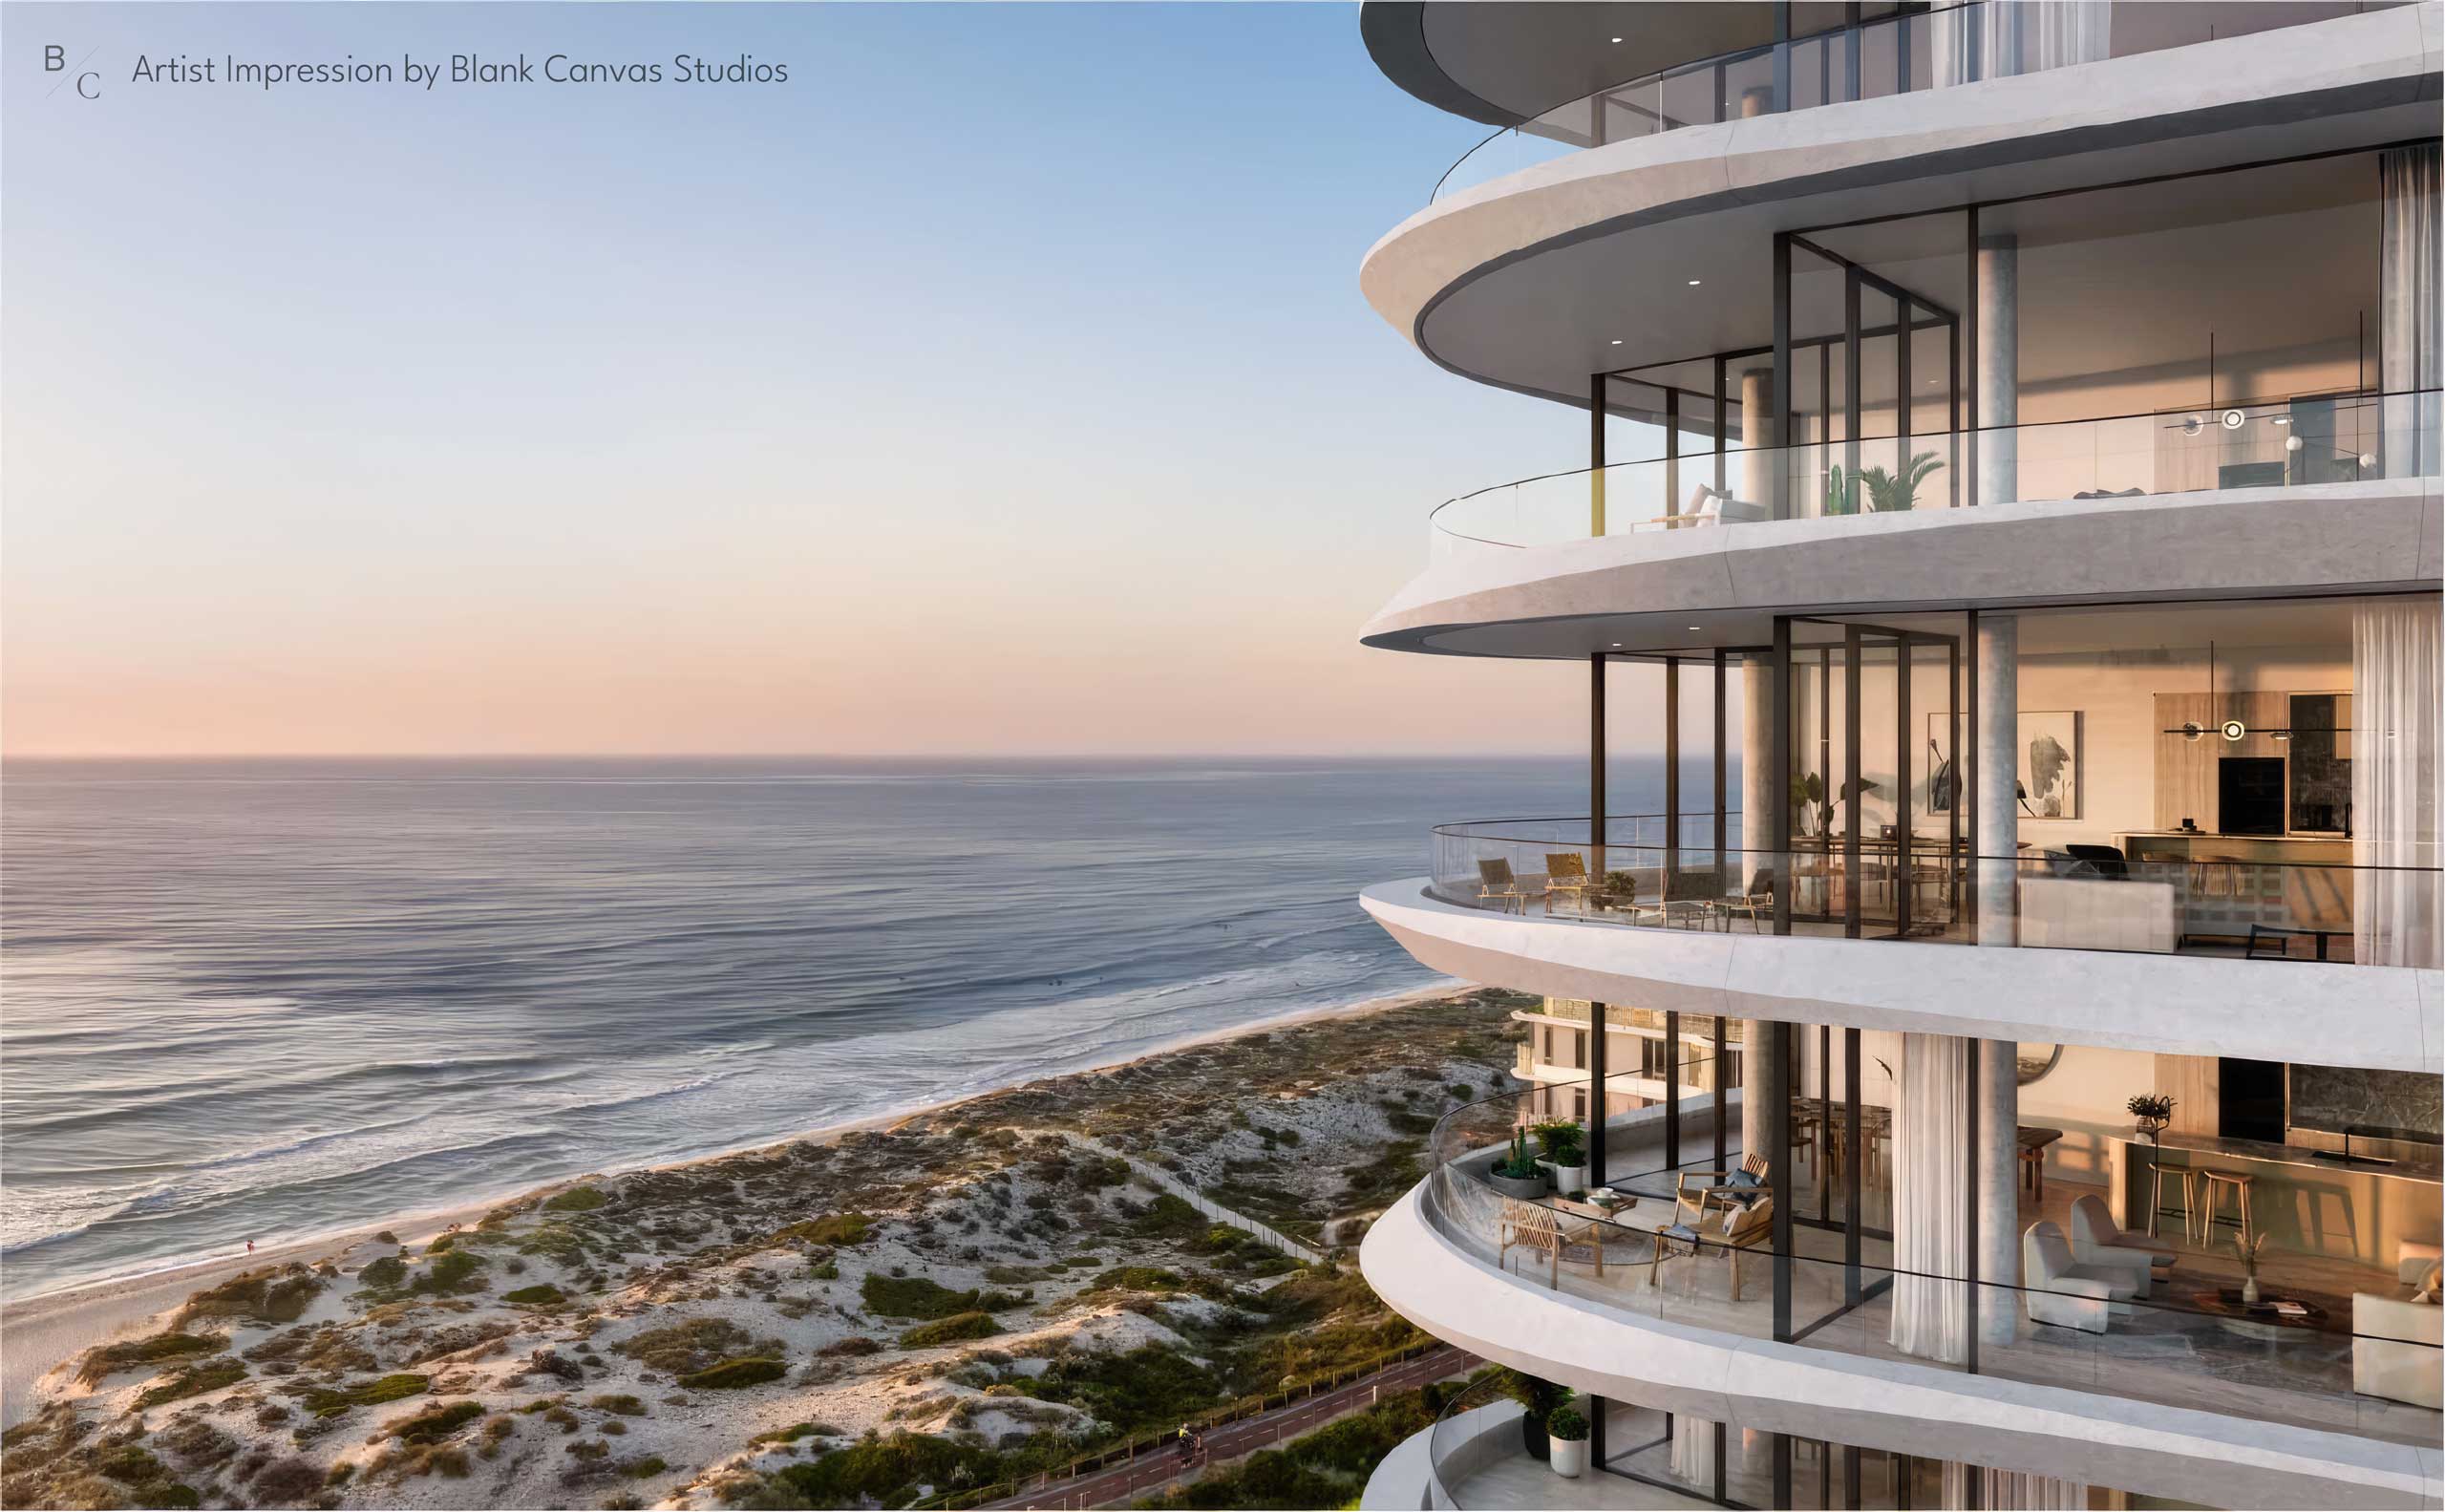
1428, 1, 2405, 205
1428, 391, 2441, 563
1421, 1075, 2443, 1450
1430, 820, 2442, 969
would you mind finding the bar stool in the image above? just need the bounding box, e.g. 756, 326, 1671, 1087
2148, 1160, 2200, 1244
2200, 1169, 2257, 1251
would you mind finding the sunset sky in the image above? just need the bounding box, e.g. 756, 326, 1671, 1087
4, 3, 1677, 756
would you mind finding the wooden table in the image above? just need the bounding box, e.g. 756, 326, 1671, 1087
2018, 1125, 2065, 1202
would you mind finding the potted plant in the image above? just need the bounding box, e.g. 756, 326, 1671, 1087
1588, 869, 1639, 913
1497, 1370, 1570, 1459
1533, 1119, 1587, 1195
1486, 1128, 1549, 1200
2128, 1093, 2176, 1144
1546, 1405, 1589, 1479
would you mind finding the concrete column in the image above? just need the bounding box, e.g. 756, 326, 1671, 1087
1739, 664, 1775, 1164
1975, 615, 2018, 946
1975, 234, 2017, 505
1976, 1037, 2020, 1346
1739, 368, 1774, 507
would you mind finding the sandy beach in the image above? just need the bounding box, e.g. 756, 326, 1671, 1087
0, 978, 1497, 1500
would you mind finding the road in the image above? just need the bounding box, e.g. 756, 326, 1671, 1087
984, 1343, 1474, 1510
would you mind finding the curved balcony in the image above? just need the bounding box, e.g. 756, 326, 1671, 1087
1424, 2, 2412, 207
1358, 822, 2440, 1071
1366, 395, 2440, 658
1354, 1077, 2442, 1508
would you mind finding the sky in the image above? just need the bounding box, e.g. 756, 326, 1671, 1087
3, 2, 1672, 756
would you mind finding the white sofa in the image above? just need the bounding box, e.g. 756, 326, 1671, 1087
2351, 1292, 2442, 1408
2018, 876, 2177, 953
2068, 1193, 2174, 1299
2397, 1238, 2441, 1285
2024, 1221, 2143, 1332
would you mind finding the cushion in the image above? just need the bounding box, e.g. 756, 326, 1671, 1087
1727, 1170, 1761, 1190
1661, 1224, 1700, 1242
2417, 1263, 2441, 1304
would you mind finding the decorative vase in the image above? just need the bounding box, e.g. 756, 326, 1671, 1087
2242, 1274, 2261, 1306
1549, 1437, 1586, 1479
2136, 1117, 2167, 1145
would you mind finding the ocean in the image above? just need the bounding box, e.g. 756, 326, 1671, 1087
0, 756, 1672, 1302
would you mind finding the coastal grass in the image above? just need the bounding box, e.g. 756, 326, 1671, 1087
615, 1317, 779, 1375
776, 1212, 874, 1246
858, 1274, 1023, 1320
74, 1331, 225, 1385
503, 1284, 566, 1307
675, 1356, 787, 1391
543, 1185, 608, 1212
381, 1400, 486, 1444
899, 1310, 1002, 1349
130, 1357, 246, 1410
298, 1373, 430, 1418
173, 1268, 322, 1329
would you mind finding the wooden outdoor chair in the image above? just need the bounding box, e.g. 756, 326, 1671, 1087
1709, 867, 1775, 933
1498, 1199, 1604, 1286
1673, 1151, 1770, 1224
1650, 1191, 1775, 1301
1475, 858, 1529, 914
1542, 852, 1591, 914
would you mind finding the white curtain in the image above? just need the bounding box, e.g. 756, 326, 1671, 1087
1890, 1033, 1971, 1363
1669, 1416, 1716, 1491
1942, 1463, 2088, 1509
2380, 144, 2441, 475
2353, 601, 2441, 968
1932, 1, 2112, 87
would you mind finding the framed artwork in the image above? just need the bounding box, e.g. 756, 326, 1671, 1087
2020, 711, 2081, 820
1923, 711, 2082, 820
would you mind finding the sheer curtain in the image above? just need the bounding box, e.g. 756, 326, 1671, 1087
1933, 1, 2112, 87
2353, 600, 2441, 968
1668, 1416, 1716, 1491
1943, 1463, 2088, 1509
1889, 1033, 1971, 1363
2380, 143, 2441, 475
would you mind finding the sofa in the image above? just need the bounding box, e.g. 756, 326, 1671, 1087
2019, 875, 2177, 953
2351, 1289, 2442, 1408
2023, 1220, 2143, 1332
2067, 1193, 2175, 1299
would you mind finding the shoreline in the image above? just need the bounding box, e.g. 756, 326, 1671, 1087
0, 977, 1461, 1427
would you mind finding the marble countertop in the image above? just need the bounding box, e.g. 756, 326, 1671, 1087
2116, 1130, 2443, 1185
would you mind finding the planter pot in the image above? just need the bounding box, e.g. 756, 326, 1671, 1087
1520, 1414, 1549, 1461
1487, 1170, 1550, 1200
1549, 1437, 1586, 1479
1547, 1164, 1588, 1196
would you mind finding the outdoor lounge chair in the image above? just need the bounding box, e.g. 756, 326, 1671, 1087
1475, 858, 1529, 914
1542, 852, 1591, 914
1650, 1190, 1774, 1300
1499, 1198, 1604, 1286
1709, 867, 1775, 932
1674, 1152, 1770, 1224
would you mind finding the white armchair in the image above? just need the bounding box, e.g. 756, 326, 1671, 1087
2351, 1292, 2442, 1408
2068, 1193, 2175, 1299
2023, 1221, 2136, 1333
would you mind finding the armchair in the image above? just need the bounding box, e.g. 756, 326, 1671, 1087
2022, 1221, 2136, 1333
2067, 1193, 2175, 1299
2351, 1290, 2443, 1408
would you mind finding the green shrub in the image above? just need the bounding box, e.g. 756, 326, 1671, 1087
777, 1212, 874, 1246
589, 1394, 647, 1416
175, 1269, 322, 1327
676, 1356, 786, 1390
1088, 1266, 1187, 1293
748, 1421, 842, 1445
76, 1331, 224, 1385
299, 1373, 430, 1418
503, 1284, 565, 1306
858, 1274, 1019, 1320
773, 1432, 998, 1508
410, 1248, 487, 1295
133, 1357, 246, 1409
543, 1185, 608, 1212
817, 1336, 881, 1358
384, 1400, 485, 1444
357, 1256, 407, 1289
620, 1454, 669, 1478
616, 1317, 775, 1374
900, 1311, 1002, 1349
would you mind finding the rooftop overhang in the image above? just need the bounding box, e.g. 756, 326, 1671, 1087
1361, 2, 1776, 127
1360, 8, 2441, 407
